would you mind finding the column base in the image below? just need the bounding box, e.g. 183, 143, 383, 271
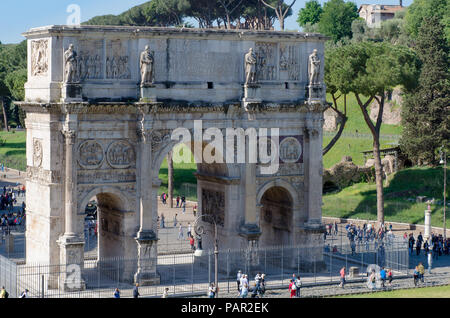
134, 231, 159, 286
134, 272, 161, 286
57, 234, 86, 292
61, 278, 87, 292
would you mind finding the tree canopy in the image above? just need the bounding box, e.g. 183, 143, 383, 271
83, 0, 292, 30
404, 0, 450, 43
326, 41, 419, 223
317, 0, 359, 43
297, 0, 322, 27
400, 15, 450, 164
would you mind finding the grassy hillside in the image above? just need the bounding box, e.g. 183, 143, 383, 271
0, 130, 26, 171
323, 93, 402, 169
323, 166, 449, 228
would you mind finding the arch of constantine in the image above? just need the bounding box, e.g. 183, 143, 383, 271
19, 25, 328, 290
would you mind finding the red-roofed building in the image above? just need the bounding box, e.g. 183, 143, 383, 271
358, 4, 406, 28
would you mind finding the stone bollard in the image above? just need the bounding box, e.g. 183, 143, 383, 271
5, 234, 14, 254
349, 266, 359, 278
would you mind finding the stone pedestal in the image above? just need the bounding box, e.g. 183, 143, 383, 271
57, 235, 86, 292
134, 230, 160, 286
307, 84, 324, 102
242, 84, 262, 105
239, 223, 262, 270
61, 83, 82, 102
140, 84, 157, 102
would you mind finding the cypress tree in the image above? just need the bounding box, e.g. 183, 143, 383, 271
400, 15, 450, 164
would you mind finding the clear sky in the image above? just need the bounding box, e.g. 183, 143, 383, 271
0, 0, 413, 44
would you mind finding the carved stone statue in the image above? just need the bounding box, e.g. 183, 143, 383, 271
309, 49, 321, 86
244, 48, 257, 85
140, 45, 154, 86
64, 44, 78, 83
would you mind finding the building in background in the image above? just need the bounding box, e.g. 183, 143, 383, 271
358, 3, 405, 28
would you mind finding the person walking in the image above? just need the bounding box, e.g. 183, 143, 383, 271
208, 283, 216, 298
113, 288, 120, 298
173, 214, 178, 228
288, 279, 297, 298
339, 267, 346, 288
418, 262, 425, 283
162, 288, 169, 298
189, 235, 195, 251
176, 196, 180, 208
133, 283, 140, 298
19, 289, 29, 298
259, 274, 266, 298
182, 202, 186, 214
368, 270, 376, 290
416, 239, 422, 256
187, 223, 192, 238
240, 281, 249, 298
178, 223, 184, 240
236, 270, 242, 293
160, 214, 165, 229
294, 275, 302, 298
0, 287, 8, 298
387, 268, 393, 287
413, 266, 419, 286
380, 267, 386, 288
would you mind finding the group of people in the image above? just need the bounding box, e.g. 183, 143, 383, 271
325, 221, 396, 245
1, 185, 25, 212
366, 267, 394, 290
407, 232, 449, 259
0, 287, 28, 298
413, 262, 426, 286
160, 194, 187, 213
236, 270, 266, 298
288, 274, 302, 298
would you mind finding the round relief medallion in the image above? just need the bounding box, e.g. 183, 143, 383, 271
78, 141, 104, 169
279, 137, 302, 163
106, 140, 135, 169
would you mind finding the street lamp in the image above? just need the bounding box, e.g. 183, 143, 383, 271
193, 214, 219, 298
439, 147, 447, 242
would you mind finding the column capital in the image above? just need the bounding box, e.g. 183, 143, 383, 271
137, 127, 153, 143
62, 129, 76, 145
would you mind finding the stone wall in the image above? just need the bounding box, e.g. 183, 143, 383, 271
323, 156, 372, 190
369, 88, 403, 125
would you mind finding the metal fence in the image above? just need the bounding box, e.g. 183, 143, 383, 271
323, 131, 400, 141
0, 238, 408, 298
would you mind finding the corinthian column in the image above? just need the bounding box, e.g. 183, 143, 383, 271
62, 129, 77, 238
304, 118, 324, 228
134, 122, 160, 286
58, 127, 85, 292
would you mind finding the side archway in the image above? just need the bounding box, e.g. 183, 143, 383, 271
257, 179, 299, 247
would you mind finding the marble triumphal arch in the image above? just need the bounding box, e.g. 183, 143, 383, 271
20, 25, 328, 290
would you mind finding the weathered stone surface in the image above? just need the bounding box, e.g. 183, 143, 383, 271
20, 26, 329, 286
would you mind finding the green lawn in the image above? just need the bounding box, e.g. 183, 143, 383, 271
0, 130, 26, 171
323, 92, 402, 169
334, 285, 450, 298
323, 167, 449, 228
